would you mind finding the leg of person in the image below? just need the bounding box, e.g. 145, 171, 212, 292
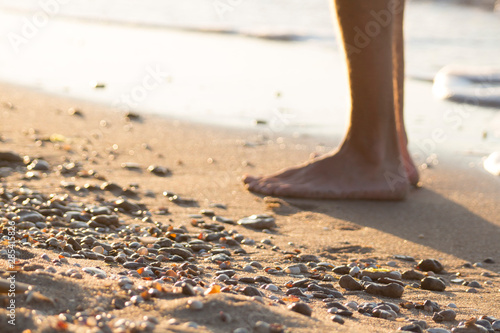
392, 0, 419, 186
243, 0, 409, 200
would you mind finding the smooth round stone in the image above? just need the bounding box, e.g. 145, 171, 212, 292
491, 321, 500, 331
365, 283, 404, 298
82, 267, 107, 278
288, 302, 312, 317
185, 322, 198, 328
345, 301, 358, 310
27, 159, 50, 171
233, 328, 250, 333
468, 281, 481, 288
421, 276, 446, 291
349, 266, 360, 276
242, 286, 263, 297
187, 299, 203, 310
92, 246, 105, 254
215, 274, 229, 282
260, 239, 272, 245
331, 315, 345, 324
265, 284, 279, 292
339, 275, 363, 291
253, 321, 271, 333
237, 214, 276, 230
241, 239, 255, 246
432, 309, 457, 322
476, 320, 493, 331
416, 259, 444, 273
399, 324, 424, 332
447, 303, 457, 308
427, 328, 452, 333
285, 266, 301, 275
136, 247, 148, 255
243, 265, 255, 273
386, 261, 398, 267
466, 288, 478, 293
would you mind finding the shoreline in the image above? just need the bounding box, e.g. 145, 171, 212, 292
0, 82, 499, 332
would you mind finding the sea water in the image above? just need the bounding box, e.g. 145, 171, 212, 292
0, 0, 499, 156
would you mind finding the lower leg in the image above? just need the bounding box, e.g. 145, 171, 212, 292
392, 0, 419, 185
243, 0, 410, 200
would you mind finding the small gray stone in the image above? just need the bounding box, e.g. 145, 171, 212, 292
399, 324, 423, 332
468, 281, 481, 288
237, 214, 276, 230
233, 328, 250, 333
254, 321, 271, 333
427, 328, 452, 333
27, 159, 50, 171
432, 309, 457, 322
331, 315, 345, 324
242, 286, 263, 297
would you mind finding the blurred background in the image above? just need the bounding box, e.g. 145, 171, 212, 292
0, 0, 499, 167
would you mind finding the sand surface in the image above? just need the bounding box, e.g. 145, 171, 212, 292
0, 83, 499, 332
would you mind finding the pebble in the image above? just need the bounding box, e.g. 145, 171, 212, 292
237, 214, 276, 230
233, 328, 250, 333
187, 299, 203, 310
254, 321, 271, 333
265, 284, 279, 292
421, 276, 446, 291
345, 301, 358, 310
468, 281, 482, 288
243, 265, 255, 273
339, 275, 363, 291
399, 324, 424, 332
365, 282, 405, 298
402, 270, 426, 280
147, 165, 171, 176
82, 267, 107, 278
331, 315, 345, 324
427, 329, 452, 333
386, 261, 398, 267
27, 159, 50, 171
416, 259, 444, 273
288, 302, 312, 317
452, 322, 489, 333
433, 309, 457, 322
243, 286, 264, 297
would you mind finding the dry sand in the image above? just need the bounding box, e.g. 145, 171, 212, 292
0, 82, 499, 333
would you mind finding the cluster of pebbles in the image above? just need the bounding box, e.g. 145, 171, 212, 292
1, 149, 499, 332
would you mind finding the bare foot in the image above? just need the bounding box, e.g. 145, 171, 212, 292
243, 144, 409, 200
